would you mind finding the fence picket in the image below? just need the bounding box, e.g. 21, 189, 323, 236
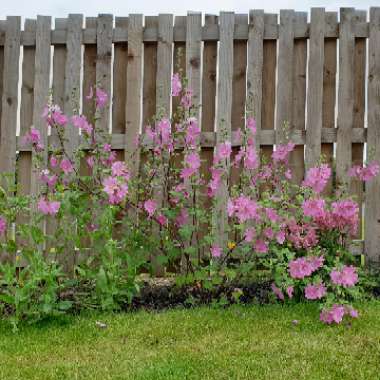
365, 7, 380, 264
336, 8, 356, 187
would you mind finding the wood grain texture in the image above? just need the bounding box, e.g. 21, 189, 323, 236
351, 10, 367, 239
30, 16, 51, 196
365, 7, 380, 263
112, 17, 128, 135
96, 14, 113, 132
321, 12, 338, 195
336, 8, 355, 187
276, 10, 294, 144
261, 14, 277, 160
214, 12, 234, 246
125, 14, 143, 175
305, 8, 325, 170
63, 14, 83, 157
0, 17, 21, 180
82, 18, 97, 122
289, 12, 307, 185
246, 10, 264, 148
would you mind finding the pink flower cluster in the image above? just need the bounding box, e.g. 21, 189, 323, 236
271, 283, 294, 300
72, 115, 93, 135
171, 73, 182, 96
288, 256, 324, 279
22, 127, 44, 152
181, 152, 201, 179
272, 142, 295, 163
102, 161, 130, 205
349, 161, 380, 182
302, 164, 331, 194
42, 105, 68, 127
320, 304, 358, 324
234, 118, 259, 170
37, 198, 60, 216
86, 87, 108, 109
0, 216, 6, 235
146, 118, 174, 154
330, 265, 358, 287
304, 283, 327, 300
287, 219, 318, 249
227, 196, 260, 223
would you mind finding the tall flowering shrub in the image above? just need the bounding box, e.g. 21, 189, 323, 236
0, 71, 378, 329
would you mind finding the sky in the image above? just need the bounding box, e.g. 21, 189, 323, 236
0, 0, 376, 19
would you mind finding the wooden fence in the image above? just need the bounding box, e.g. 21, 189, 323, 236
0, 8, 380, 263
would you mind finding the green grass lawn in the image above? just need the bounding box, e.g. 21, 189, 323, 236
1, 302, 380, 380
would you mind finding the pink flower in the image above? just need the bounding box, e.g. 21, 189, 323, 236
185, 152, 201, 170
303, 164, 331, 194
103, 176, 128, 204
308, 255, 324, 271
96, 88, 108, 108
60, 159, 74, 175
347, 306, 359, 318
331, 199, 359, 235
207, 168, 223, 197
144, 199, 157, 217
288, 256, 323, 280
43, 105, 68, 127
246, 117, 256, 135
22, 127, 44, 151
0, 216, 6, 235
330, 265, 358, 287
37, 198, 60, 216
171, 73, 182, 96
103, 143, 112, 152
302, 198, 326, 219
40, 169, 58, 188
156, 214, 167, 226
349, 161, 380, 182
304, 283, 327, 300
211, 245, 222, 258
111, 161, 130, 180
228, 196, 260, 223
215, 142, 232, 163
244, 227, 256, 242
263, 227, 274, 240
176, 208, 189, 227
72, 115, 93, 135
271, 283, 284, 300
286, 286, 294, 299
185, 118, 200, 147
86, 156, 95, 168
320, 304, 345, 324
244, 145, 259, 170
276, 230, 286, 245
255, 239, 268, 254
50, 155, 58, 168
265, 208, 280, 223
272, 142, 295, 163
181, 89, 192, 109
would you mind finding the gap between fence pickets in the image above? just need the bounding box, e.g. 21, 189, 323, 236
0, 17, 371, 47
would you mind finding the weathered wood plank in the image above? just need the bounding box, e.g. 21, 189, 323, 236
112, 17, 128, 136
231, 14, 247, 187
336, 8, 355, 187
305, 8, 325, 170
30, 16, 51, 196
82, 18, 97, 122
0, 17, 21, 181
155, 14, 173, 117
365, 7, 380, 264
275, 10, 294, 143
125, 14, 143, 175
246, 10, 264, 149
214, 12, 234, 245
351, 10, 367, 239
0, 22, 4, 125
261, 14, 277, 160
289, 12, 307, 185
63, 14, 83, 158
142, 16, 157, 126
321, 12, 338, 195
96, 14, 113, 132
186, 12, 202, 118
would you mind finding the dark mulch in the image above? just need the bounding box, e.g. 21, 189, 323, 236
128, 278, 273, 311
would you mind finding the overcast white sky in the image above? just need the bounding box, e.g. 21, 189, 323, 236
0, 0, 376, 19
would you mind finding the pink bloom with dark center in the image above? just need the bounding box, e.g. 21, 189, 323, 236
255, 239, 268, 253
210, 245, 222, 258
37, 198, 60, 216
303, 164, 331, 194
320, 304, 345, 324
271, 283, 284, 300
302, 198, 326, 219
60, 159, 74, 175
0, 216, 6, 235
96, 88, 108, 108
330, 265, 358, 287
144, 199, 157, 217
103, 177, 128, 204
156, 214, 168, 226
304, 283, 327, 300
50, 155, 58, 168
215, 142, 232, 164
229, 196, 260, 223
171, 73, 182, 96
